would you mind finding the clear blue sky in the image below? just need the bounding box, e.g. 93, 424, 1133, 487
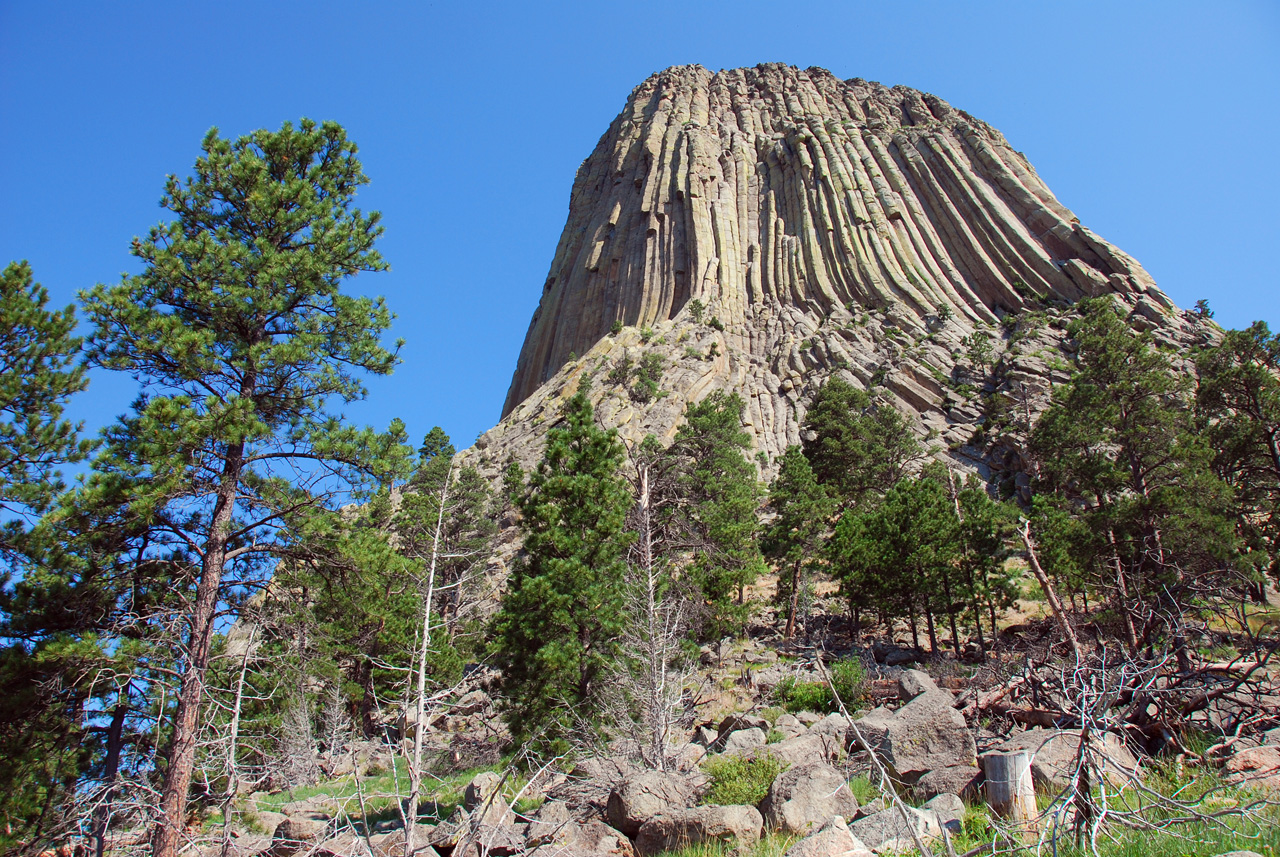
2, 1, 1277, 451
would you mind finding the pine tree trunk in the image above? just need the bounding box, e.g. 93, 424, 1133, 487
784, 560, 801, 640
95, 692, 129, 857
925, 607, 939, 655
154, 443, 244, 857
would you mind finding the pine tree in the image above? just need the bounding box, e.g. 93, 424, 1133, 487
668, 392, 765, 641
0, 261, 90, 539
1030, 297, 1234, 655
1196, 321, 1280, 588
76, 119, 409, 857
491, 387, 632, 756
801, 376, 922, 508
763, 446, 832, 639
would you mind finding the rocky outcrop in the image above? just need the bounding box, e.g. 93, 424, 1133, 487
634, 805, 764, 856
464, 63, 1204, 492
759, 763, 859, 834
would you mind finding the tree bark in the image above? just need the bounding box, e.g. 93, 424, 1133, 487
784, 560, 801, 640
982, 750, 1038, 842
154, 441, 244, 857
1020, 521, 1082, 661
94, 690, 130, 857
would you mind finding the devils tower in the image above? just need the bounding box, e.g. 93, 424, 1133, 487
470, 64, 1199, 480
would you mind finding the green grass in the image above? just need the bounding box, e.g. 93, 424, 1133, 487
246, 758, 507, 826
701, 755, 789, 806
772, 660, 867, 714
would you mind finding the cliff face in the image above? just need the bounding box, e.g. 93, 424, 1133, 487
468, 64, 1201, 487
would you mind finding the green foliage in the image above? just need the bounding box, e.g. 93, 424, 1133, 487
688, 298, 705, 323
611, 319, 624, 334
640, 326, 655, 343
69, 119, 413, 844
961, 330, 993, 372
669, 392, 766, 640
700, 754, 788, 806
1030, 298, 1235, 645
608, 356, 634, 386
763, 447, 832, 637
631, 353, 665, 403
773, 659, 866, 713
1196, 320, 1280, 585
801, 376, 922, 508
0, 261, 91, 528
708, 316, 725, 332
491, 388, 632, 756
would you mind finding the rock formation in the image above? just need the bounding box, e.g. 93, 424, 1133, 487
465, 63, 1209, 486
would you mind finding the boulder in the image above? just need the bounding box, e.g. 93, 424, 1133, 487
463, 771, 516, 827
606, 770, 699, 836
1224, 745, 1280, 789
547, 757, 638, 819
897, 669, 937, 702
272, 812, 331, 854
847, 806, 941, 852
526, 800, 573, 845
783, 815, 874, 857
427, 808, 471, 849
249, 810, 287, 836
922, 794, 964, 834
851, 691, 975, 785
527, 819, 636, 857
453, 689, 491, 716
759, 763, 859, 835
719, 713, 770, 735
807, 713, 850, 741
453, 823, 526, 857
694, 726, 719, 747
912, 765, 981, 801
634, 805, 764, 856
995, 729, 1139, 791
746, 732, 843, 767
774, 714, 807, 740
362, 827, 439, 857
721, 727, 767, 755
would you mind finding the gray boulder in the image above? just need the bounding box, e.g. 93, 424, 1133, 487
526, 799, 573, 845
851, 691, 975, 785
847, 805, 941, 851
719, 713, 770, 735
995, 728, 1139, 790
912, 765, 981, 801
527, 818, 637, 857
272, 812, 331, 854
773, 714, 807, 740
922, 793, 964, 834
721, 727, 767, 755
606, 770, 698, 836
759, 763, 859, 835
744, 732, 843, 767
897, 669, 937, 701
634, 805, 763, 856
808, 713, 850, 741
783, 815, 874, 857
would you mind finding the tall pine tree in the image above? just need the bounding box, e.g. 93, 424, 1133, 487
491, 387, 632, 756
77, 119, 409, 857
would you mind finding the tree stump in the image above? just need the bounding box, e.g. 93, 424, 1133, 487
982, 750, 1038, 842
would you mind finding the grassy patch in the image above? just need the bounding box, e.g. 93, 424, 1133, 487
772, 660, 867, 714
701, 755, 789, 806
246, 758, 506, 825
